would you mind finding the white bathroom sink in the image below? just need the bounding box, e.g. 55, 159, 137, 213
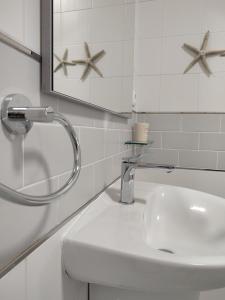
62, 181, 225, 293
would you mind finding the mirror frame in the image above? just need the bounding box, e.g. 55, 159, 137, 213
41, 0, 130, 118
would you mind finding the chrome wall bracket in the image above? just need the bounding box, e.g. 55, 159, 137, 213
1, 94, 33, 135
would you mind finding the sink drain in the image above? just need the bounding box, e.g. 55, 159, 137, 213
158, 248, 175, 254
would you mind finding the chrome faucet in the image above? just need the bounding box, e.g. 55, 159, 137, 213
120, 155, 175, 204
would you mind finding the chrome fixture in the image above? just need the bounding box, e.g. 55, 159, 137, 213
0, 94, 81, 206
120, 155, 174, 204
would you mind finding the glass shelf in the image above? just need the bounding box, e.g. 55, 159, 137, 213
125, 141, 149, 146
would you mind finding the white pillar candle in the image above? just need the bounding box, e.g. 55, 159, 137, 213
133, 122, 149, 143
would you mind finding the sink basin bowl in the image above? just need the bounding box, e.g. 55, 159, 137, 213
62, 181, 225, 294
146, 184, 225, 257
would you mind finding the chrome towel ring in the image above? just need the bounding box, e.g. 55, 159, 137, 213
0, 94, 81, 206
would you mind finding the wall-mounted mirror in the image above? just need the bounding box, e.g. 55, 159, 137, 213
42, 0, 135, 115
42, 0, 225, 115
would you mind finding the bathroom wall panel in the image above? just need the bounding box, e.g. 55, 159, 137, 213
0, 0, 131, 298
26, 218, 88, 300
136, 113, 225, 171
135, 0, 225, 112
0, 261, 26, 300
24, 123, 74, 186
0, 178, 58, 268
58, 165, 94, 223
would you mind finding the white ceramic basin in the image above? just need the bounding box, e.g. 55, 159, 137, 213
62, 181, 225, 294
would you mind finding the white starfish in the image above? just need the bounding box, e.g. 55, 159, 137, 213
183, 31, 225, 76
72, 42, 105, 81
54, 49, 75, 76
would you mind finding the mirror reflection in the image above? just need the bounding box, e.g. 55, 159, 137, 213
53, 0, 135, 113
52, 0, 225, 115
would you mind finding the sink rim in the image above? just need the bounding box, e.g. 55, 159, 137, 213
64, 181, 225, 269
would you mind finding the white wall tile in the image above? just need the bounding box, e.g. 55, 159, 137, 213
80, 127, 105, 166
76, 0, 92, 11
61, 0, 77, 12
105, 130, 120, 157
94, 158, 113, 194
54, 13, 62, 47
0, 129, 23, 189
91, 42, 123, 78
0, 262, 26, 300
199, 73, 225, 112
90, 77, 123, 112
123, 40, 134, 76
92, 0, 124, 8
182, 114, 220, 132
26, 228, 88, 300
24, 124, 74, 185
163, 0, 203, 36
124, 3, 135, 41
145, 114, 181, 131
0, 0, 24, 43
58, 100, 94, 127
61, 0, 92, 12
54, 78, 90, 102
90, 6, 125, 42
61, 10, 90, 45
200, 133, 225, 151
203, 0, 225, 33
135, 76, 160, 111
143, 148, 179, 165
24, 0, 41, 53
160, 74, 199, 112
202, 32, 225, 73
179, 150, 217, 169
162, 35, 202, 75
26, 233, 62, 300
135, 38, 162, 75
162, 132, 199, 150
0, 42, 41, 106
54, 0, 61, 13
122, 77, 134, 112
0, 178, 58, 270
135, 0, 163, 39
58, 165, 94, 222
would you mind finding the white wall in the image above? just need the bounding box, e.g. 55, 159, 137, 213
134, 0, 225, 112
0, 217, 88, 300
0, 0, 131, 298
54, 0, 135, 112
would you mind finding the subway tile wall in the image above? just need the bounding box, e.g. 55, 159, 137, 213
134, 0, 225, 113
137, 113, 225, 171
0, 0, 132, 278
0, 217, 88, 300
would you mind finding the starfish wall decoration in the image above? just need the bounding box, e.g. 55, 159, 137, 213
72, 42, 106, 81
183, 31, 225, 76
54, 49, 75, 76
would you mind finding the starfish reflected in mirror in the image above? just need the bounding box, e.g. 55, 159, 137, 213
183, 31, 225, 76
54, 49, 75, 76
72, 42, 106, 81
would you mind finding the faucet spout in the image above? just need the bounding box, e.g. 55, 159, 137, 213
120, 157, 175, 204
